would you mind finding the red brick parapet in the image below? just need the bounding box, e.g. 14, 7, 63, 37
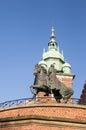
0, 103, 86, 130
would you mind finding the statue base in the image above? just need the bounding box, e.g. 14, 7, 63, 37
35, 92, 73, 104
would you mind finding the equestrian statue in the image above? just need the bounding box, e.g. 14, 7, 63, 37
30, 64, 74, 103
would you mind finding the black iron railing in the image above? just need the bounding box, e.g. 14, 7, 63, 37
0, 97, 85, 109
0, 98, 33, 108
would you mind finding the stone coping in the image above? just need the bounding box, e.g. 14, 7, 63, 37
0, 103, 86, 112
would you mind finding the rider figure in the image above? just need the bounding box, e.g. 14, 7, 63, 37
48, 63, 57, 90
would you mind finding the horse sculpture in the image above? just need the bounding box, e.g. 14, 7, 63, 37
30, 64, 49, 96
30, 64, 74, 103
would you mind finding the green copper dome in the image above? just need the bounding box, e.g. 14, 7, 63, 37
42, 26, 65, 71
62, 62, 71, 74
39, 26, 71, 74
62, 62, 71, 68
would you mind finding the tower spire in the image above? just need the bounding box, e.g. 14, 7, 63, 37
50, 26, 55, 42
48, 26, 57, 51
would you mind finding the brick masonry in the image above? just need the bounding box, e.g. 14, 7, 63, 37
56, 74, 74, 88
0, 103, 86, 130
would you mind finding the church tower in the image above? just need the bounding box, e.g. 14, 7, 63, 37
39, 27, 75, 93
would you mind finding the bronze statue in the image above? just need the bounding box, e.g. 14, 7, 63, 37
30, 64, 49, 96
30, 64, 74, 103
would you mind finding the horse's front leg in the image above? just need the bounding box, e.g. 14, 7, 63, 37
62, 89, 74, 103
30, 85, 38, 96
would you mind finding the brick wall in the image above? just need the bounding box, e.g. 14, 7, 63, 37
56, 74, 74, 88
0, 124, 85, 130
0, 103, 86, 130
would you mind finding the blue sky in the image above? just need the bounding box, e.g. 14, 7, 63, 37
0, 0, 86, 102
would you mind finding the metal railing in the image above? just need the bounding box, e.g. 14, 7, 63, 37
0, 97, 85, 109
0, 98, 33, 108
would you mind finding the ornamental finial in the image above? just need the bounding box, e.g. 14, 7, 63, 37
50, 26, 55, 42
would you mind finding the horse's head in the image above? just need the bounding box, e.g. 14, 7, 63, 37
34, 64, 41, 75
34, 64, 47, 76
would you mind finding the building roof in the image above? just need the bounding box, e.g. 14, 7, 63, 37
42, 26, 64, 62
78, 82, 86, 105
39, 26, 72, 74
